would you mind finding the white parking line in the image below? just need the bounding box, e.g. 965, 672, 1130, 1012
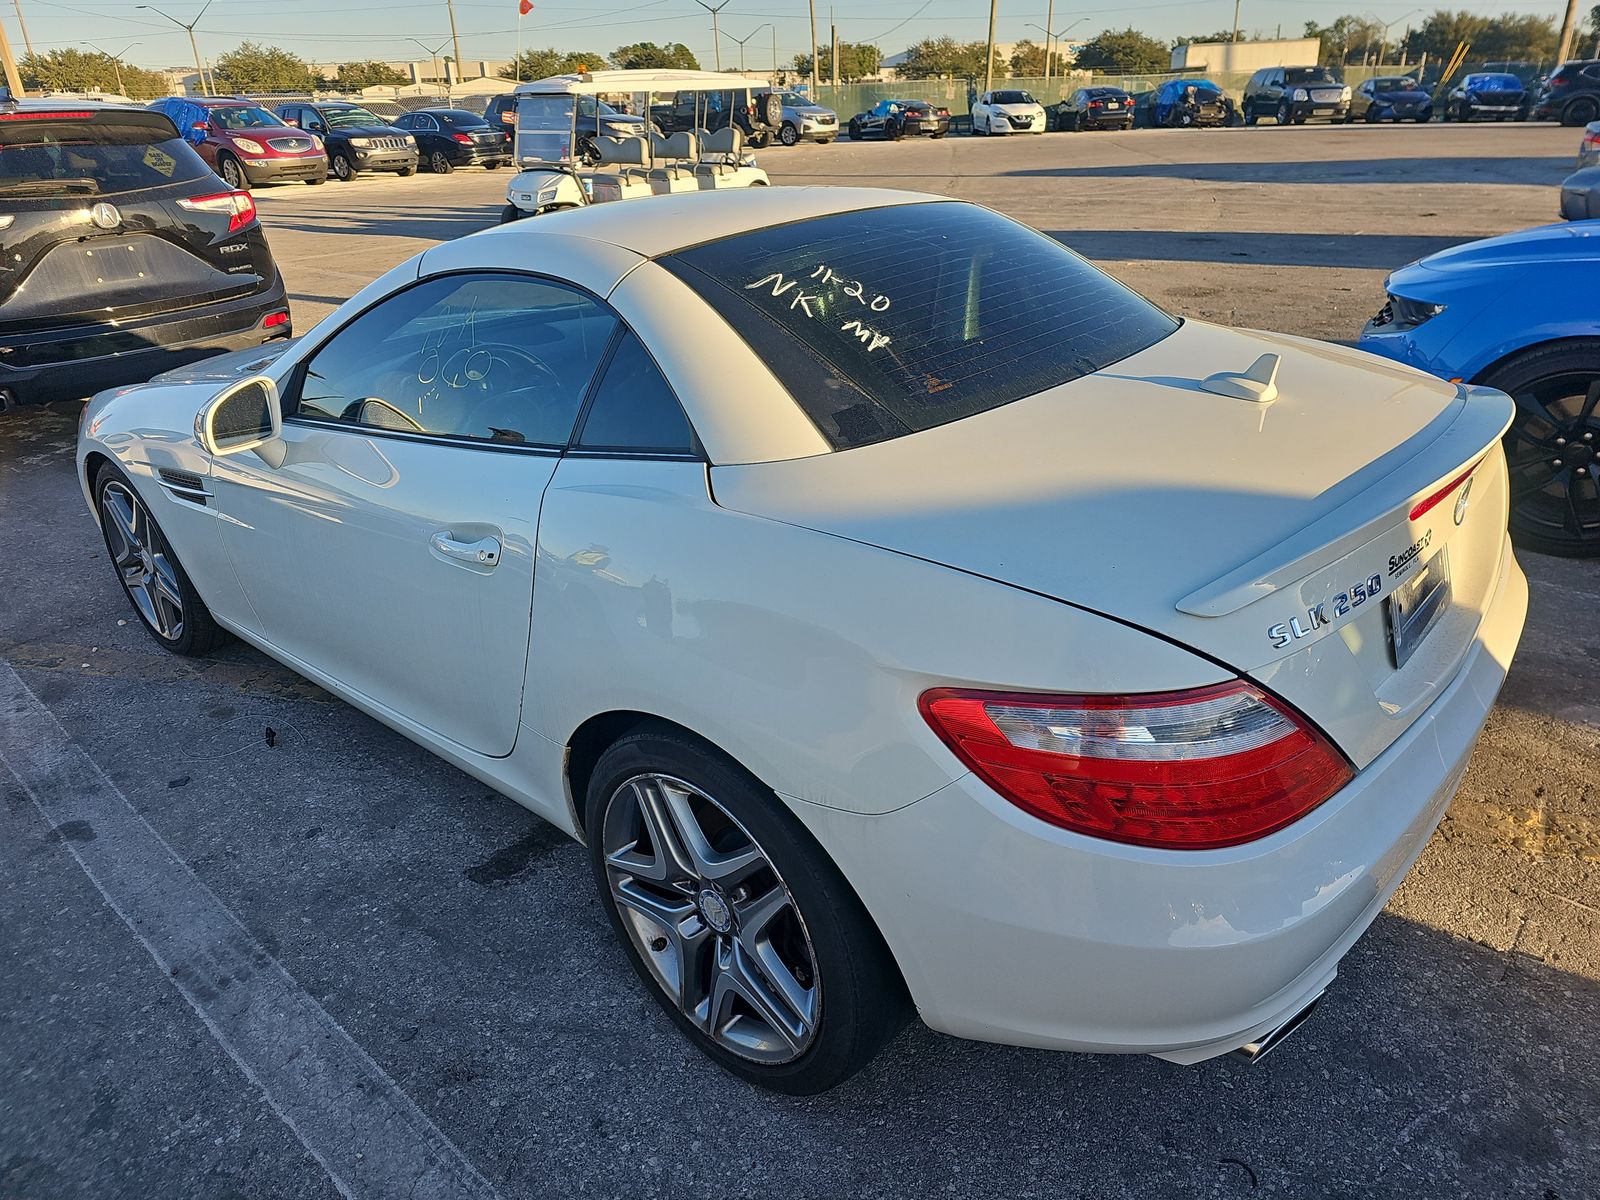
0, 662, 501, 1200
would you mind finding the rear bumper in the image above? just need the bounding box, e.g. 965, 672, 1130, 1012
445, 144, 511, 166
798, 541, 1526, 1060
0, 281, 290, 406
906, 118, 951, 136
242, 156, 328, 184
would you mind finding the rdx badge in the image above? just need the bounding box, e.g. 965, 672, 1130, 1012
1268, 573, 1383, 649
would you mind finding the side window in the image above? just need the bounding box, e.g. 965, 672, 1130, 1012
294, 273, 618, 448
419, 115, 439, 131
575, 331, 696, 454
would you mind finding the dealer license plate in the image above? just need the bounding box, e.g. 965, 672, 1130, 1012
1386, 548, 1451, 668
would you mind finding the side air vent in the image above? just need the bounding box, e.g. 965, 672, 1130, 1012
156, 467, 211, 505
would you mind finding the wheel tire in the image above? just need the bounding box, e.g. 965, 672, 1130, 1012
847, 118, 861, 140
305, 175, 326, 184
93, 462, 228, 657
1478, 342, 1600, 557
1075, 111, 1087, 132
396, 165, 415, 177
585, 729, 908, 1094
218, 153, 247, 190
1365, 106, 1379, 124
484, 161, 503, 169
429, 150, 453, 174
760, 93, 784, 127
1292, 113, 1307, 125
1244, 102, 1259, 126
499, 203, 524, 224
1277, 101, 1292, 125
888, 119, 903, 141
1414, 112, 1430, 123
815, 138, 832, 145
331, 152, 355, 181
1564, 97, 1600, 127
779, 121, 799, 146
930, 129, 946, 139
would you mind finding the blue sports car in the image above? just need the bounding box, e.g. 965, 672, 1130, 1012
1358, 222, 1600, 555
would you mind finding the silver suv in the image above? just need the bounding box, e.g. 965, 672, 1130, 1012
760, 90, 839, 145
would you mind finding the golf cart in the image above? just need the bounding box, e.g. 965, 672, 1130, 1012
500, 69, 777, 223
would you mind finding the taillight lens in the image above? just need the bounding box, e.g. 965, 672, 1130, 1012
263, 310, 290, 329
1408, 461, 1478, 521
177, 189, 256, 232
452, 132, 473, 144
919, 681, 1352, 850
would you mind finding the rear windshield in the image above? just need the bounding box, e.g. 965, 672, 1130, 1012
209, 105, 285, 130
1085, 88, 1125, 97
992, 90, 1035, 104
436, 109, 489, 126
0, 110, 209, 199
663, 202, 1178, 451
1284, 67, 1338, 85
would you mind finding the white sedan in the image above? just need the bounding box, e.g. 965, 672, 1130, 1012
78, 188, 1526, 1094
972, 88, 1048, 134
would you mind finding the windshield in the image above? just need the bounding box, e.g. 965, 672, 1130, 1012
992, 90, 1034, 104
1372, 77, 1418, 92
1467, 74, 1522, 88
662, 202, 1178, 451
0, 110, 209, 199
779, 92, 813, 106
322, 106, 383, 129
1284, 67, 1338, 85
209, 105, 285, 130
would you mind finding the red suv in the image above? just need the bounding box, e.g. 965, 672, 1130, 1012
148, 97, 328, 188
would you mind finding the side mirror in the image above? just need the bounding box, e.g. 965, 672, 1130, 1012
196, 376, 281, 458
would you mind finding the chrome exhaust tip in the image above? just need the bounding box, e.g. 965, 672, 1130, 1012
1230, 997, 1320, 1063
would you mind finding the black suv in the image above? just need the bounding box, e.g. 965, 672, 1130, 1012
1242, 65, 1350, 124
1536, 60, 1600, 125
0, 102, 290, 408
273, 100, 418, 181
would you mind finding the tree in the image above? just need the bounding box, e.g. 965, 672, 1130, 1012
793, 42, 883, 82
213, 42, 317, 93
1399, 10, 1557, 64
609, 41, 699, 71
1009, 38, 1045, 76
499, 48, 608, 81
330, 60, 410, 91
896, 36, 1004, 80
1172, 30, 1243, 48
1304, 15, 1384, 64
1071, 28, 1171, 74
19, 48, 167, 98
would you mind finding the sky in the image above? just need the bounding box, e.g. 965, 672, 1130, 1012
6, 0, 1581, 74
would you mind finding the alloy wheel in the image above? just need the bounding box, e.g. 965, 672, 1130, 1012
431, 150, 450, 173
221, 157, 243, 188
1505, 375, 1600, 548
601, 772, 821, 1064
100, 481, 184, 642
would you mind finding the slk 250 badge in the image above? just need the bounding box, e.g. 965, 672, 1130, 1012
1268, 573, 1383, 649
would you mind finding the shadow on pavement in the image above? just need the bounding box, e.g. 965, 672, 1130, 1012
1010, 155, 1575, 185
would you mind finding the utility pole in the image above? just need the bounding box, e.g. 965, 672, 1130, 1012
1231, 0, 1241, 43
443, 0, 464, 83
12, 0, 32, 58
136, 3, 213, 97
83, 40, 140, 96
772, 24, 777, 78
807, 0, 817, 94
0, 14, 23, 97
829, 9, 836, 86
1556, 0, 1579, 65
983, 0, 997, 94
693, 0, 731, 72
1043, 0, 1054, 82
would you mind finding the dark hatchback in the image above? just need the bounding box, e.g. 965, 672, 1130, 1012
1535, 60, 1600, 125
0, 103, 289, 408
392, 108, 509, 173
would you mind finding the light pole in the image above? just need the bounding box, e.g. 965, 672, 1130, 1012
408, 36, 450, 95
721, 24, 770, 73
1026, 18, 1084, 85
1368, 10, 1418, 69
82, 40, 141, 96
693, 0, 732, 72
136, 2, 212, 97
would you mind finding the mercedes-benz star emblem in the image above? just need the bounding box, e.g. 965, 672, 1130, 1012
1454, 475, 1474, 525
89, 202, 121, 230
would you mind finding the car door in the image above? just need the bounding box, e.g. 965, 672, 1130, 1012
209, 271, 619, 757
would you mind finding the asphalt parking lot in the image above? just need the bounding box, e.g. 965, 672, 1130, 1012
3, 122, 1598, 1199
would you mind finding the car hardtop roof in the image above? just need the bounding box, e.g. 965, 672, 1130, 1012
514, 69, 768, 96
478, 185, 949, 259
2, 97, 149, 114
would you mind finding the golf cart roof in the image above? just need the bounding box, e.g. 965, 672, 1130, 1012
513, 69, 770, 96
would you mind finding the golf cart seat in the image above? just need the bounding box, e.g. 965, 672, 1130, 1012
649, 131, 697, 181
695, 126, 745, 179
594, 135, 648, 180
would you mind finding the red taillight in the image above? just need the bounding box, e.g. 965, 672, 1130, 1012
0, 110, 93, 120
176, 189, 256, 233
263, 310, 289, 329
937, 108, 950, 116
1408, 461, 1478, 521
919, 681, 1352, 850
451, 132, 473, 144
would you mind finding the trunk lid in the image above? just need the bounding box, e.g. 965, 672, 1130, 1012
712, 321, 1514, 767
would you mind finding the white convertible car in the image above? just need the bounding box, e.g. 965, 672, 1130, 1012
78, 188, 1527, 1093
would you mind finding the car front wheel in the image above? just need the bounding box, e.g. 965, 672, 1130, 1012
1480, 341, 1600, 557
780, 121, 799, 146
218, 153, 247, 190
331, 152, 355, 181
1277, 100, 1292, 125
94, 463, 227, 656
586, 729, 907, 1094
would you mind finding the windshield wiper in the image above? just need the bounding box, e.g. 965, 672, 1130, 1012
0, 177, 100, 197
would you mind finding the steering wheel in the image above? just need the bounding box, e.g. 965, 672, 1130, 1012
443, 343, 569, 442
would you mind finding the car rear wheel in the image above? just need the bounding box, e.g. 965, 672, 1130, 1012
94, 463, 227, 656
586, 729, 907, 1094
1564, 96, 1600, 126
429, 150, 453, 174
1480, 342, 1600, 557
218, 153, 247, 190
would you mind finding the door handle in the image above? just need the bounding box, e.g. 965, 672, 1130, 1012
431, 531, 501, 567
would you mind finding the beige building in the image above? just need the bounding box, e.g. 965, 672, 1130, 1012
1170, 38, 1322, 73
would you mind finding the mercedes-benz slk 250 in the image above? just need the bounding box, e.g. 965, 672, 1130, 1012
77, 189, 1525, 1093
